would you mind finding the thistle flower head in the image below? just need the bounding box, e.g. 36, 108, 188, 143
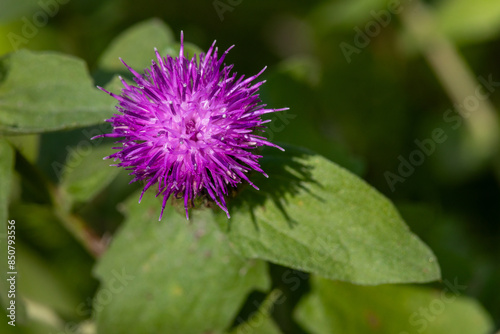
97, 32, 286, 220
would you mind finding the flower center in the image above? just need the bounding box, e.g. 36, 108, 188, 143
185, 119, 199, 142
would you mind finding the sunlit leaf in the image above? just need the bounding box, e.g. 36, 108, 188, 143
0, 50, 114, 134
216, 145, 440, 285
98, 18, 175, 73
94, 193, 270, 334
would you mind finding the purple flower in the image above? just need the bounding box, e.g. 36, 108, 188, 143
96, 33, 286, 220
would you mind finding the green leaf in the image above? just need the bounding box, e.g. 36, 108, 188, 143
98, 18, 175, 73
96, 19, 202, 88
295, 276, 494, 334
436, 0, 500, 44
94, 192, 270, 334
0, 50, 114, 134
216, 145, 440, 285
60, 143, 120, 204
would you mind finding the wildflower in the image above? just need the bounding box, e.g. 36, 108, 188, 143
96, 33, 286, 220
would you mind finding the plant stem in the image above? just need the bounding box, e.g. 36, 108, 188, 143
400, 0, 499, 161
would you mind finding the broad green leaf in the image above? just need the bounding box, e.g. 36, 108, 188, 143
94, 192, 270, 334
0, 50, 114, 134
295, 276, 494, 334
0, 139, 14, 308
98, 18, 175, 73
216, 145, 440, 285
436, 0, 500, 44
61, 143, 120, 204
96, 18, 202, 88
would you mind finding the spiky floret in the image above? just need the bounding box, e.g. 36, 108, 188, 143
96, 33, 286, 220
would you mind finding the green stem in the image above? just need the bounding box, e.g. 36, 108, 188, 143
400, 0, 499, 160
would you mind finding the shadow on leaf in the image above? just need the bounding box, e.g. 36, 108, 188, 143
223, 144, 322, 229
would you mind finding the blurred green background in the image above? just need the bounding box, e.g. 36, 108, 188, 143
1, 0, 499, 333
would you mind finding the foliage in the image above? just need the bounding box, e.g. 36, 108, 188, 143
1, 1, 499, 333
